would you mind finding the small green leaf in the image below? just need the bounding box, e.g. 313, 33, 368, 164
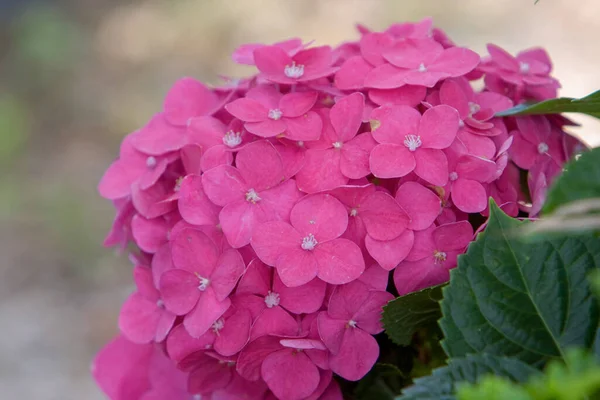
440, 200, 600, 365
355, 363, 405, 400
383, 285, 444, 346
495, 90, 600, 118
398, 353, 539, 400
542, 147, 600, 214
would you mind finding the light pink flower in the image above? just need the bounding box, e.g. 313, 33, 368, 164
254, 45, 338, 84
295, 93, 377, 193
202, 140, 302, 248
159, 228, 245, 337
370, 104, 460, 185
394, 221, 473, 295
317, 280, 393, 381
225, 85, 322, 140
251, 194, 365, 287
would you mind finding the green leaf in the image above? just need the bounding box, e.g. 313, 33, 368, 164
383, 285, 444, 346
495, 90, 600, 118
439, 200, 600, 365
355, 363, 405, 400
398, 353, 539, 400
542, 147, 600, 214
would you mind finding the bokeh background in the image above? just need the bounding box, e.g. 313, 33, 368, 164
1, 0, 599, 398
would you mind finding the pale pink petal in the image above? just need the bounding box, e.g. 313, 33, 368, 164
214, 308, 252, 356
329, 328, 379, 381
418, 105, 460, 149
201, 165, 246, 206
131, 215, 168, 253
250, 306, 299, 341
365, 229, 415, 271
225, 98, 269, 122
360, 191, 409, 241
284, 111, 323, 141
370, 144, 416, 178
184, 289, 231, 337
210, 248, 246, 301
291, 194, 348, 241
280, 91, 318, 117
452, 179, 488, 213
163, 78, 217, 125
262, 349, 320, 400
295, 149, 348, 193
251, 221, 303, 266
340, 133, 377, 179
151, 244, 174, 288
236, 140, 284, 190
159, 269, 201, 315
315, 238, 365, 285
178, 174, 220, 226
274, 273, 326, 314
171, 228, 219, 276
413, 148, 449, 186
395, 182, 442, 231
433, 220, 473, 251
370, 105, 421, 145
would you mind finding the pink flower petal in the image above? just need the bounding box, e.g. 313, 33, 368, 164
214, 307, 252, 356
328, 280, 370, 320
200, 145, 234, 172
171, 228, 219, 276
187, 354, 233, 394
334, 56, 373, 90
180, 144, 203, 175
395, 181, 442, 231
433, 220, 473, 251
119, 292, 172, 344
329, 327, 379, 381
166, 324, 215, 364
364, 63, 408, 89
151, 244, 174, 288
280, 91, 318, 117
262, 349, 321, 400
236, 335, 282, 381
178, 174, 220, 226
254, 46, 294, 84
370, 105, 421, 145
131, 215, 168, 253
184, 288, 231, 337
236, 140, 285, 191
251, 221, 303, 266
413, 148, 449, 186
245, 119, 287, 138
370, 143, 416, 178
259, 179, 303, 221
368, 85, 427, 107
250, 306, 299, 341
210, 248, 246, 301
510, 131, 538, 170
235, 258, 272, 297
276, 248, 319, 287
315, 238, 365, 285
330, 93, 364, 142
274, 273, 326, 314
130, 114, 187, 155
353, 290, 394, 334
159, 269, 201, 315
451, 179, 488, 213
201, 165, 246, 206
365, 229, 415, 270
163, 78, 218, 125
358, 264, 390, 291
394, 257, 449, 295
360, 191, 409, 241
487, 44, 519, 71
405, 224, 436, 261
295, 148, 348, 193
418, 105, 460, 149
284, 111, 323, 141
317, 312, 348, 354
219, 200, 265, 249
291, 194, 348, 241
340, 133, 377, 179
225, 98, 268, 122
431, 47, 480, 76
131, 180, 176, 219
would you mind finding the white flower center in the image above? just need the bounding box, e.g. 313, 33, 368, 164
284, 61, 305, 79
222, 130, 242, 148
156, 299, 164, 308
468, 102, 480, 116
245, 188, 261, 203
212, 318, 224, 334
519, 61, 530, 74
350, 208, 358, 217
301, 233, 318, 251
297, 141, 304, 147
433, 250, 447, 263
538, 142, 549, 154
417, 63, 427, 72
449, 172, 458, 181
197, 276, 210, 291
403, 135, 422, 152
268, 109, 283, 120
264, 291, 281, 308
458, 119, 465, 128
348, 320, 357, 328
146, 156, 157, 168
332, 141, 343, 149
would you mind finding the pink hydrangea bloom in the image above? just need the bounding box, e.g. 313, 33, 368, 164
254, 45, 338, 84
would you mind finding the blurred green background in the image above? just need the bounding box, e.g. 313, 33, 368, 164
1, 1, 599, 398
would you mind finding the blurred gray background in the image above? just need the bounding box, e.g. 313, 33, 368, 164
1, 0, 599, 399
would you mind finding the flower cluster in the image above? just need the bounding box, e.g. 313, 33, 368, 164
93, 17, 584, 400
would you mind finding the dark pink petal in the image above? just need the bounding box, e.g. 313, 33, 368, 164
214, 308, 252, 356
334, 56, 373, 90
364, 63, 408, 89
130, 114, 188, 155
320, 379, 344, 400
159, 269, 201, 315
262, 349, 320, 400
297, 368, 333, 400
254, 46, 293, 83
178, 174, 220, 226
291, 194, 348, 241
163, 78, 218, 125
187, 116, 225, 148
133, 266, 159, 300
405, 224, 436, 261
259, 179, 303, 221
273, 142, 306, 179
295, 46, 337, 81
394, 257, 449, 295
274, 273, 327, 314
383, 38, 442, 68
98, 160, 144, 200
233, 293, 266, 320
476, 91, 513, 114
330, 93, 365, 142
251, 221, 303, 266
225, 98, 268, 122
184, 289, 231, 337
200, 145, 234, 172
365, 229, 415, 271
250, 306, 299, 341
360, 32, 395, 65
455, 155, 497, 182
510, 131, 538, 170
457, 130, 497, 159
328, 280, 370, 320
368, 85, 427, 107
210, 248, 246, 301
246, 84, 282, 109
370, 144, 416, 178
370, 105, 421, 145
187, 354, 233, 394
119, 293, 165, 343
180, 144, 203, 175
340, 133, 377, 179
452, 179, 488, 213
284, 111, 323, 141
276, 248, 319, 287
131, 180, 176, 219
295, 149, 348, 193
329, 328, 379, 381
237, 336, 282, 381
395, 182, 442, 231
237, 141, 284, 190
418, 105, 460, 149
413, 148, 448, 186
236, 258, 271, 296
359, 264, 391, 291
315, 238, 365, 285
487, 44, 519, 71
201, 165, 246, 206
245, 119, 287, 138
280, 91, 318, 117
433, 220, 473, 251
360, 191, 409, 241
219, 201, 265, 249
131, 215, 168, 253
166, 324, 214, 364
354, 290, 394, 334
171, 228, 219, 276
431, 47, 480, 76
439, 79, 470, 118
